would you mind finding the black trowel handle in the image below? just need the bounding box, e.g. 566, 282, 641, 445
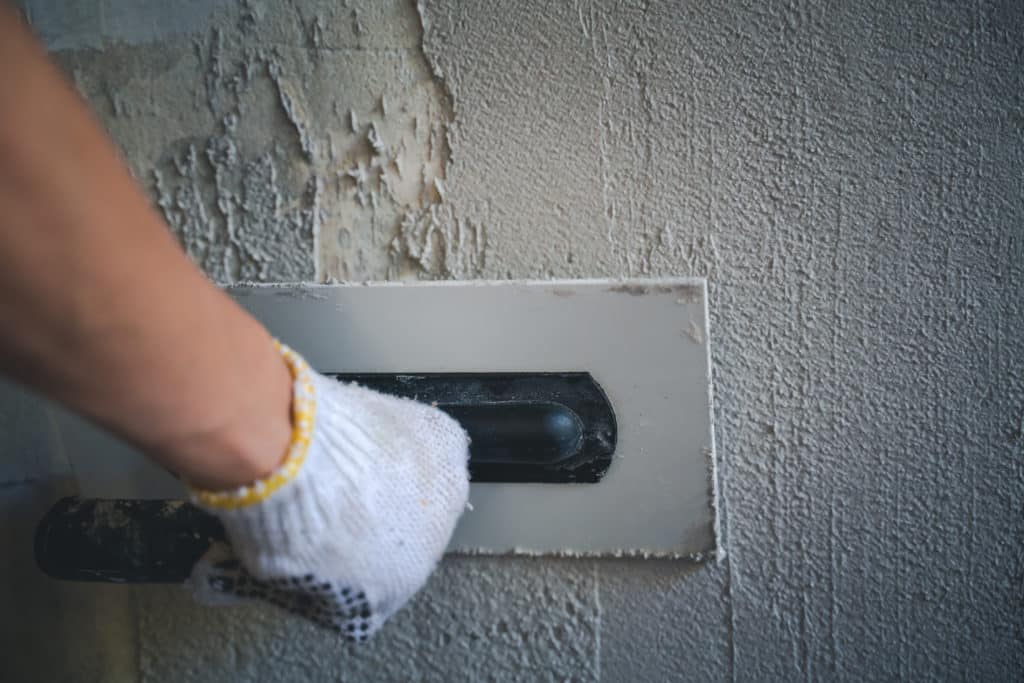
437, 401, 583, 466
36, 497, 225, 583
331, 372, 616, 484
35, 373, 617, 583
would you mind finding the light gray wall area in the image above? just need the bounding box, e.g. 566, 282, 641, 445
18, 0, 232, 51
136, 558, 602, 681
2, 0, 1023, 681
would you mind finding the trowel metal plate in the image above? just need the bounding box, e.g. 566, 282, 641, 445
56, 278, 716, 557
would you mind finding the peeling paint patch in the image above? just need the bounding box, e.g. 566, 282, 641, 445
46, 0, 470, 284
392, 204, 487, 278
153, 141, 317, 282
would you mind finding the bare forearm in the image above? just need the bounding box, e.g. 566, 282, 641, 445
0, 6, 290, 489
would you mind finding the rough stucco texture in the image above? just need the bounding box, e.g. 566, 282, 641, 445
2, 0, 1023, 680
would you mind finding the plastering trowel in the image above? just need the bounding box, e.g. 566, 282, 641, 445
35, 278, 718, 582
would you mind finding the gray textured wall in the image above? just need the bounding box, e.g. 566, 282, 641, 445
2, 0, 1023, 680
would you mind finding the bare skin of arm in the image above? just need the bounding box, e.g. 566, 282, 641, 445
0, 6, 292, 491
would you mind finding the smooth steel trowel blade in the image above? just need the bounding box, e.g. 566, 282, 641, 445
49, 278, 717, 559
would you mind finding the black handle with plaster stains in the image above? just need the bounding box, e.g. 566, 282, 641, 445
35, 372, 616, 583
35, 497, 226, 583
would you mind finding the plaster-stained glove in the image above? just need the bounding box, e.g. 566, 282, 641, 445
187, 343, 470, 642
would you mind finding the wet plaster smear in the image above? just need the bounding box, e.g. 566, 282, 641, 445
1, 0, 1023, 680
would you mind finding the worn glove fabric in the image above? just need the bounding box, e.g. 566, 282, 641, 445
188, 343, 470, 642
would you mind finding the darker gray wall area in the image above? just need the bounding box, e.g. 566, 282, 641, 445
2, 0, 1023, 681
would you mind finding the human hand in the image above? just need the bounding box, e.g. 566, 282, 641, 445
188, 344, 470, 641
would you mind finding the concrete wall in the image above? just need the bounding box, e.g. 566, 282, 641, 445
2, 0, 1023, 680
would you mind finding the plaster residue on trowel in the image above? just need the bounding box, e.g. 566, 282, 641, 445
685, 320, 705, 344
608, 281, 702, 301
451, 546, 717, 563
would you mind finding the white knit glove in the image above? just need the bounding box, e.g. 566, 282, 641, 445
187, 343, 470, 642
